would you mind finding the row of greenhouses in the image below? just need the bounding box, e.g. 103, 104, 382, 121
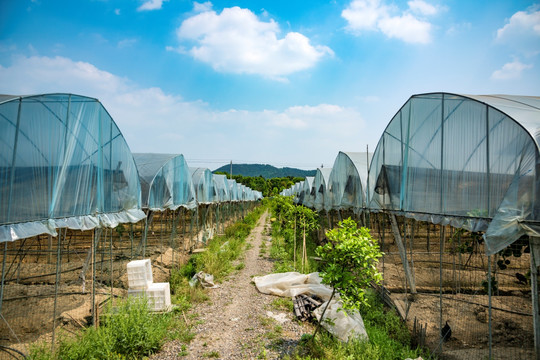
0, 94, 262, 243
0, 93, 261, 358
282, 93, 539, 256
281, 92, 540, 360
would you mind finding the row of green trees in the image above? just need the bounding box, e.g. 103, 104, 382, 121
215, 173, 304, 197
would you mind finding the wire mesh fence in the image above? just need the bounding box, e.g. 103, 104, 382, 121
0, 201, 253, 359
370, 213, 535, 360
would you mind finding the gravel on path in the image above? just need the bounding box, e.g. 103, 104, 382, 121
152, 210, 313, 360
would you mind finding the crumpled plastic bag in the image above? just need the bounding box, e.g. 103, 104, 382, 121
313, 299, 369, 342
189, 271, 219, 288
253, 272, 368, 342
252, 272, 333, 300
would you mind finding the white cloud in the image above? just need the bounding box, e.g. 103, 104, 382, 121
118, 38, 137, 48
342, 0, 436, 44
495, 6, 540, 55
193, 1, 212, 13
137, 0, 168, 12
491, 59, 533, 80
0, 55, 364, 169
497, 7, 540, 41
115, 9, 121, 15
378, 13, 432, 44
408, 0, 437, 16
175, 5, 333, 80
342, 0, 386, 32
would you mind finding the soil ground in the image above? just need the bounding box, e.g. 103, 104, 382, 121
152, 210, 314, 359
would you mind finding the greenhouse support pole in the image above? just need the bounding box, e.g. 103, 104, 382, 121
92, 228, 102, 327
530, 238, 540, 360
389, 213, 416, 293
130, 223, 134, 259
438, 224, 444, 353
487, 255, 493, 359
51, 229, 64, 352
109, 228, 113, 306
0, 242, 7, 317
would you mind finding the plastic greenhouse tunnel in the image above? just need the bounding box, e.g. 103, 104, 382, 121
0, 94, 145, 242
212, 174, 230, 202
0, 93, 146, 356
366, 92, 540, 359
297, 176, 314, 206
327, 151, 372, 214
133, 153, 197, 211
190, 167, 216, 204
306, 168, 332, 212
367, 93, 540, 255
228, 179, 239, 202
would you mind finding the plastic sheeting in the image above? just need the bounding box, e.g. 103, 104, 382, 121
297, 177, 314, 206
305, 168, 332, 211
213, 174, 230, 202
253, 272, 368, 342
253, 271, 333, 300
190, 167, 216, 204
228, 179, 239, 201
327, 152, 372, 213
0, 94, 145, 242
133, 153, 197, 211
367, 93, 540, 254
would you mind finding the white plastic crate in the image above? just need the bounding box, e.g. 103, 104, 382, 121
128, 282, 171, 312
126, 259, 153, 289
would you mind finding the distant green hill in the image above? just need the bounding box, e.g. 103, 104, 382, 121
213, 163, 316, 179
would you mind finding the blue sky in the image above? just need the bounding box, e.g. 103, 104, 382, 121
1, 0, 539, 170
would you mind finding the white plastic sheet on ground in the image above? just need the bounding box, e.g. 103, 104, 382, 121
189, 271, 219, 288
313, 299, 369, 342
253, 272, 368, 342
253, 271, 333, 300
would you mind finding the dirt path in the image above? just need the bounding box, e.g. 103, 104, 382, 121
153, 210, 313, 359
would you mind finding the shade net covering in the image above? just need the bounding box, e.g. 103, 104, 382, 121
190, 167, 216, 204
212, 174, 230, 202
367, 93, 540, 254
0, 94, 145, 242
305, 168, 332, 211
133, 153, 197, 211
327, 152, 372, 213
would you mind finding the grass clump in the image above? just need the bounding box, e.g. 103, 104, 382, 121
29, 297, 188, 360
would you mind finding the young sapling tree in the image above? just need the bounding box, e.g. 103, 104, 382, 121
313, 218, 383, 340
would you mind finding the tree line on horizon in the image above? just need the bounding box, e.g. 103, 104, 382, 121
214, 172, 304, 198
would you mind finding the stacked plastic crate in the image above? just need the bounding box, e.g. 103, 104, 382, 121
126, 259, 171, 311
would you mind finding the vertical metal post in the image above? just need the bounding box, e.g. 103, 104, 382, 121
530, 239, 540, 360
130, 223, 134, 260
109, 227, 113, 306
92, 228, 102, 327
0, 242, 7, 317
439, 224, 445, 351
488, 255, 493, 359
51, 229, 64, 351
